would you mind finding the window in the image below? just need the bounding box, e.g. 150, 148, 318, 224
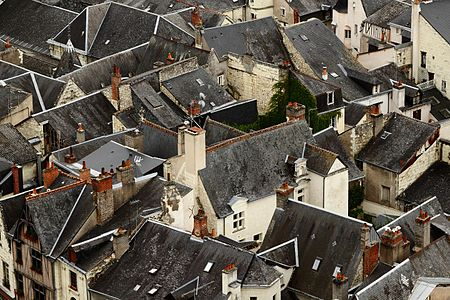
333, 265, 342, 277
232, 212, 245, 231
250, 297, 258, 300
381, 185, 390, 203
69, 270, 77, 291
253, 233, 262, 241
2, 262, 9, 289
251, 13, 257, 19
217, 74, 224, 86
413, 109, 422, 120
16, 242, 22, 264
281, 7, 286, 17
312, 257, 322, 271
15, 273, 23, 296
442, 80, 447, 92
354, 24, 358, 36
421, 51, 427, 68
273, 295, 277, 300
345, 29, 351, 39
33, 282, 46, 300
204, 262, 214, 272
297, 188, 304, 202
330, 116, 337, 129
25, 225, 38, 241
327, 91, 334, 105
31, 249, 42, 274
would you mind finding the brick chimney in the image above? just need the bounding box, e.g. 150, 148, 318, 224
112, 227, 129, 260
392, 80, 405, 109
286, 102, 306, 122
43, 162, 59, 189
192, 5, 203, 49
64, 147, 77, 164
332, 272, 348, 300
92, 169, 114, 225
414, 209, 431, 252
76, 123, 85, 143
5, 37, 11, 49
322, 66, 328, 81
79, 161, 91, 183
124, 129, 144, 153
165, 52, 175, 65
116, 159, 135, 210
380, 226, 408, 265
192, 208, 209, 238
11, 164, 22, 194
222, 264, 239, 296
188, 99, 201, 116
111, 65, 121, 102
276, 182, 294, 209
361, 224, 379, 278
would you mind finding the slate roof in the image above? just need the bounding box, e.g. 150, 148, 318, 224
204, 17, 288, 64
314, 127, 364, 181
162, 68, 236, 113
304, 143, 340, 176
33, 91, 116, 149
199, 120, 315, 217
0, 86, 30, 120
422, 88, 450, 121
260, 200, 374, 299
289, 0, 338, 17
345, 102, 368, 126
361, 0, 391, 17
142, 121, 179, 158
285, 19, 372, 101
390, 7, 411, 28
204, 119, 245, 146
420, 0, 450, 45
369, 63, 415, 93
0, 124, 37, 165
51, 2, 193, 59
350, 262, 393, 295
0, 192, 26, 233
355, 236, 450, 300
364, 1, 410, 28
357, 113, 439, 173
89, 220, 280, 299
0, 0, 76, 54
398, 162, 450, 213
53, 45, 82, 78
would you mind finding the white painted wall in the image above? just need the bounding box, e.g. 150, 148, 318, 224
324, 162, 349, 216
357, 47, 395, 69
332, 0, 367, 53
242, 278, 281, 300
0, 217, 15, 299
55, 259, 89, 300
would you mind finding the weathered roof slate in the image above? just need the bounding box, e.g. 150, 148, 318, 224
0, 124, 37, 165
420, 0, 450, 45
364, 1, 410, 28
304, 143, 339, 176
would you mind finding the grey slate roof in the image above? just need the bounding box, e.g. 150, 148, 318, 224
390, 7, 411, 28
398, 161, 450, 213
142, 121, 178, 158
285, 19, 372, 101
0, 86, 30, 120
355, 236, 450, 300
0, 0, 76, 55
260, 200, 373, 299
422, 87, 450, 121
53, 46, 82, 78
0, 192, 26, 233
345, 102, 368, 126
369, 63, 415, 93
289, 0, 338, 17
364, 1, 410, 28
420, 0, 450, 45
89, 220, 280, 299
0, 124, 37, 165
304, 143, 340, 176
314, 127, 364, 181
204, 119, 245, 146
200, 120, 315, 217
357, 113, 439, 173
361, 0, 391, 17
33, 91, 117, 149
204, 17, 288, 64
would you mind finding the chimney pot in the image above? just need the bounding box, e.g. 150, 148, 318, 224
322, 66, 328, 81
79, 161, 91, 183
43, 162, 59, 188
188, 100, 202, 116
414, 208, 431, 251
64, 147, 77, 164
76, 123, 85, 143
111, 65, 122, 102
192, 208, 210, 238
286, 102, 306, 122
5, 37, 11, 49
11, 164, 22, 194
68, 247, 77, 264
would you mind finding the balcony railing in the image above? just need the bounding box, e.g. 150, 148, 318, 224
417, 79, 435, 91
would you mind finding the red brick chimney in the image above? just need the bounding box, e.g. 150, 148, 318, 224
188, 100, 201, 116
165, 52, 175, 65
92, 168, 114, 225
192, 208, 210, 238
43, 162, 59, 189
380, 226, 409, 265
332, 272, 348, 300
322, 66, 328, 81
111, 65, 121, 101
64, 147, 77, 164
68, 247, 77, 264
11, 164, 21, 194
286, 102, 306, 122
5, 37, 12, 49
414, 209, 431, 252
361, 224, 379, 278
191, 5, 203, 28
79, 161, 91, 183
276, 182, 294, 209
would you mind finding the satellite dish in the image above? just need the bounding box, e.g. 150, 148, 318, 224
198, 100, 206, 108
199, 92, 206, 100
0, 80, 6, 87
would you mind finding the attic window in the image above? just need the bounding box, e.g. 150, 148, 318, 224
300, 34, 308, 41
133, 285, 141, 291
380, 131, 392, 139
330, 72, 339, 78
312, 257, 322, 271
196, 78, 205, 86
148, 285, 161, 295
149, 268, 159, 274
440, 109, 450, 118
169, 3, 174, 7
204, 261, 214, 272
105, 40, 110, 45
332, 265, 342, 277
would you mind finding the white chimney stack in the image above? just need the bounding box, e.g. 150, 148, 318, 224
322, 66, 328, 80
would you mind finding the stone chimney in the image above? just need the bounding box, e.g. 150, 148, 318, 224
184, 127, 206, 180
392, 81, 405, 109
64, 147, 77, 164
112, 227, 129, 260
92, 169, 114, 225
380, 226, 408, 265
286, 102, 306, 122
165, 52, 175, 65
414, 209, 431, 251
361, 224, 379, 278
116, 159, 135, 210
11, 164, 22, 194
222, 264, 240, 296
124, 129, 144, 153
322, 66, 328, 81
332, 272, 349, 300
188, 99, 201, 116
76, 123, 85, 143
276, 182, 294, 209
79, 161, 91, 183
192, 208, 210, 238
160, 180, 183, 226
43, 162, 59, 189
111, 65, 121, 102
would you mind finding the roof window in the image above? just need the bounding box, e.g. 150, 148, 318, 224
196, 78, 204, 86
380, 131, 392, 139
312, 257, 322, 271
204, 261, 214, 272
148, 284, 161, 295
133, 284, 141, 291
332, 265, 342, 277
330, 72, 339, 78
149, 268, 158, 274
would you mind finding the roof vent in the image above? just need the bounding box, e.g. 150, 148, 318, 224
149, 268, 159, 274
300, 34, 308, 41
380, 131, 391, 139
312, 257, 322, 271
105, 39, 110, 45
196, 78, 204, 86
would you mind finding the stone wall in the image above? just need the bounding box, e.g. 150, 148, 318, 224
57, 79, 86, 106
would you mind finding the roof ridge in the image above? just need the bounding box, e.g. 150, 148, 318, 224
87, 2, 112, 53
142, 119, 177, 136
26, 181, 86, 202
206, 118, 246, 135
306, 142, 339, 158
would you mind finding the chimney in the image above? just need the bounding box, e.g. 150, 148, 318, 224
222, 264, 239, 296
414, 209, 431, 251
43, 162, 59, 189
286, 102, 306, 122
92, 169, 114, 225
68, 247, 77, 264
111, 65, 121, 102
124, 129, 144, 153
392, 81, 405, 109
192, 208, 210, 238
184, 127, 206, 178
79, 161, 91, 183
11, 164, 22, 194
332, 273, 349, 300
64, 147, 77, 164
177, 125, 187, 155
370, 113, 384, 138
380, 226, 407, 265
116, 159, 135, 209
160, 179, 183, 226
76, 123, 85, 143
275, 182, 294, 209
322, 66, 328, 81
5, 37, 11, 49
188, 100, 201, 116
361, 224, 379, 278
192, 5, 203, 49
112, 227, 129, 260
165, 52, 175, 65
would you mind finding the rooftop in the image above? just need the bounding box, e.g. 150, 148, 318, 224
0, 123, 37, 165
420, 0, 450, 45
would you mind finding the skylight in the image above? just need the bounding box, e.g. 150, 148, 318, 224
380, 131, 392, 140
300, 34, 309, 41
312, 257, 322, 271
196, 78, 205, 86
204, 261, 214, 272
148, 285, 161, 295
133, 284, 141, 291
330, 72, 339, 78
149, 268, 158, 274
333, 265, 342, 277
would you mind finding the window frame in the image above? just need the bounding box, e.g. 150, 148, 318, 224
15, 242, 23, 264
381, 185, 390, 203
69, 270, 78, 291
2, 261, 10, 290
345, 29, 351, 39
280, 7, 286, 17
217, 74, 225, 86
421, 51, 427, 68
327, 91, 335, 105
31, 249, 43, 274
442, 80, 447, 92
33, 282, 46, 300
232, 212, 245, 232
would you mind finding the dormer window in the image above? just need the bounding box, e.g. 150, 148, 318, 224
327, 91, 334, 105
